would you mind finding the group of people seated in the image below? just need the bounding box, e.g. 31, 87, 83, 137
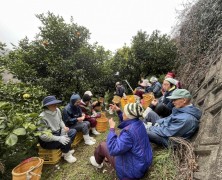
38, 91, 102, 163
38, 72, 202, 180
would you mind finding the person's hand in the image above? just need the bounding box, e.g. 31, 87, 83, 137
92, 101, 98, 106
59, 135, 70, 145
77, 116, 85, 122
151, 99, 158, 106
63, 126, 69, 133
109, 118, 116, 128
109, 104, 120, 112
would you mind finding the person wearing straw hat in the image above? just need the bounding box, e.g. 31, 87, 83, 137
89, 103, 152, 180
38, 96, 77, 163
145, 89, 202, 147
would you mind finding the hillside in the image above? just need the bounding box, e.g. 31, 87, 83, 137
175, 0, 222, 179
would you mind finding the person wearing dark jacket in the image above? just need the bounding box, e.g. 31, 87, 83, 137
80, 94, 101, 135
115, 82, 126, 98
144, 78, 177, 122
63, 94, 96, 145
145, 89, 202, 147
89, 103, 153, 180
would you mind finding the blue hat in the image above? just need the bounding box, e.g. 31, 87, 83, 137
43, 96, 62, 107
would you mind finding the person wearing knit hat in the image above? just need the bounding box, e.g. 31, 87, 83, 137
165, 72, 182, 89
63, 94, 96, 145
79, 94, 101, 135
144, 77, 178, 123
165, 72, 176, 78
89, 103, 152, 179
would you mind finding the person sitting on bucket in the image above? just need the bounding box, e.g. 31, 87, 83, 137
145, 89, 202, 147
89, 103, 153, 180
38, 96, 77, 163
79, 94, 101, 135
63, 93, 96, 145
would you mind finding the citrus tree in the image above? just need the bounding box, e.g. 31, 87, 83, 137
5, 12, 111, 100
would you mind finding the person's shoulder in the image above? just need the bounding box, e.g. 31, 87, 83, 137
39, 111, 45, 117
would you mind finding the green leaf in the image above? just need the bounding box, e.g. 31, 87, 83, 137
6, 133, 18, 146
0, 102, 11, 109
13, 128, 26, 135
0, 123, 6, 129
25, 113, 39, 118
23, 122, 31, 129
28, 124, 36, 130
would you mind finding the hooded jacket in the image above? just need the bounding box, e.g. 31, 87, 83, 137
63, 94, 82, 126
149, 105, 202, 139
107, 111, 153, 180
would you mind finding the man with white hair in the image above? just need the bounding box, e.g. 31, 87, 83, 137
146, 76, 162, 98
145, 89, 202, 147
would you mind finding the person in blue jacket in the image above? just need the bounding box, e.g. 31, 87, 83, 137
63, 93, 96, 145
89, 103, 153, 180
145, 89, 202, 147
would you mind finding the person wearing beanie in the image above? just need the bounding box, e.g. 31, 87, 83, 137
144, 77, 177, 121
63, 94, 96, 145
165, 72, 182, 89
145, 89, 202, 147
80, 94, 101, 135
89, 103, 152, 180
38, 96, 77, 163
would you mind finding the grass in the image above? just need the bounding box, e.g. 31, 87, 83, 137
41, 113, 177, 180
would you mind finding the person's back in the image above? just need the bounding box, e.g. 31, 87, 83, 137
90, 103, 152, 180
109, 117, 152, 179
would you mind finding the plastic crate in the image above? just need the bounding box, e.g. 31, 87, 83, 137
121, 95, 136, 109
96, 112, 108, 132
141, 93, 154, 109
71, 132, 83, 147
37, 144, 62, 165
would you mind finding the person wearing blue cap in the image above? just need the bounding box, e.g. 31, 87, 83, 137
145, 89, 202, 147
38, 96, 77, 163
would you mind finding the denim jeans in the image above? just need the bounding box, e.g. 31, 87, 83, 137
146, 130, 169, 147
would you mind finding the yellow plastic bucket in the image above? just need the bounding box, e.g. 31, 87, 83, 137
121, 95, 136, 109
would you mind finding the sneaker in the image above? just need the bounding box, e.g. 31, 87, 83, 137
63, 153, 77, 163
92, 130, 101, 135
90, 156, 103, 168
85, 139, 96, 145
90, 137, 96, 142
62, 149, 75, 157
